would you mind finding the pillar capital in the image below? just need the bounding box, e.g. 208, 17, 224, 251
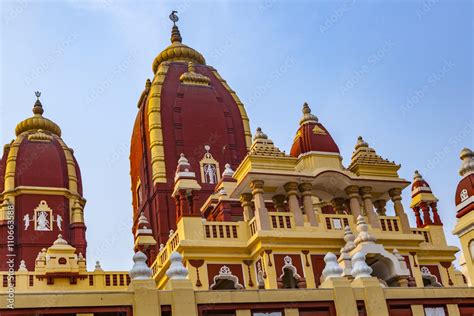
284, 182, 299, 195
359, 186, 372, 198
272, 194, 286, 211
240, 193, 253, 203
240, 193, 254, 221
345, 185, 359, 197
250, 179, 265, 193
298, 182, 313, 194
389, 187, 403, 199
373, 199, 387, 216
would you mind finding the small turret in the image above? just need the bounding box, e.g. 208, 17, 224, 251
172, 153, 201, 220
290, 103, 340, 158
410, 170, 442, 227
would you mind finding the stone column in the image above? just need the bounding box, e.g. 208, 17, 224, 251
359, 187, 381, 229
430, 202, 443, 225
250, 180, 271, 230
389, 188, 412, 233
373, 200, 387, 216
240, 193, 254, 221
272, 194, 286, 212
299, 183, 318, 226
420, 202, 432, 226
345, 186, 361, 218
331, 198, 346, 214
413, 206, 423, 227
284, 182, 304, 226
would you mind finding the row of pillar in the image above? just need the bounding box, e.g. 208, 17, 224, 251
240, 181, 411, 233
240, 181, 318, 230
412, 202, 443, 227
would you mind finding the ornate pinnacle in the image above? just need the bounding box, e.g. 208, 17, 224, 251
169, 10, 179, 26
169, 11, 182, 43
253, 127, 268, 140
355, 136, 369, 150
299, 102, 318, 125
459, 148, 474, 177
33, 91, 44, 115
413, 170, 423, 181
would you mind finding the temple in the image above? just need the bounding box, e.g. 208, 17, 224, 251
0, 12, 473, 316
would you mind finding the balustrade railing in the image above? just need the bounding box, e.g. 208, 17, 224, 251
269, 212, 294, 229
322, 214, 352, 230
204, 222, 239, 239
379, 216, 401, 232
249, 217, 257, 237
412, 228, 431, 243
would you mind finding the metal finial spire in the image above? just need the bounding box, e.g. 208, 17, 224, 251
169, 10, 179, 26
33, 91, 44, 115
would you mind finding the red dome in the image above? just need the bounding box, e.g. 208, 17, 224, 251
455, 148, 473, 218
16, 137, 68, 188
411, 170, 432, 198
0, 98, 86, 270
290, 103, 339, 158
455, 174, 473, 218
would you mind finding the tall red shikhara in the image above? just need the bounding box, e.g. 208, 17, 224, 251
129, 20, 250, 263
0, 94, 87, 270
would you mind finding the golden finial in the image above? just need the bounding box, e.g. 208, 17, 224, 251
169, 11, 182, 43
299, 102, 318, 125
33, 91, 44, 115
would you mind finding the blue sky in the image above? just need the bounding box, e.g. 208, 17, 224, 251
1, 0, 472, 271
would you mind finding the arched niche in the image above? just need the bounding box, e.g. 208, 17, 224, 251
210, 266, 243, 290
277, 256, 306, 289
420, 266, 442, 287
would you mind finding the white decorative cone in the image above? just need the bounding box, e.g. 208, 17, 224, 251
322, 252, 343, 280
351, 252, 372, 279
166, 251, 189, 280
129, 251, 153, 280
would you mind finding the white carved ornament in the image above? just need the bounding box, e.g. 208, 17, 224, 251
279, 255, 302, 279
460, 189, 469, 202
210, 265, 243, 289
199, 145, 221, 184
23, 201, 63, 232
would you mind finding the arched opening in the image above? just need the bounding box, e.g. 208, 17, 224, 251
364, 253, 407, 287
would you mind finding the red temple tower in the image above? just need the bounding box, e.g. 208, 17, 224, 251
0, 93, 87, 270
129, 15, 252, 261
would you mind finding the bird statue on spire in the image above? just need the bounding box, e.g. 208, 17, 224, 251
169, 10, 179, 26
